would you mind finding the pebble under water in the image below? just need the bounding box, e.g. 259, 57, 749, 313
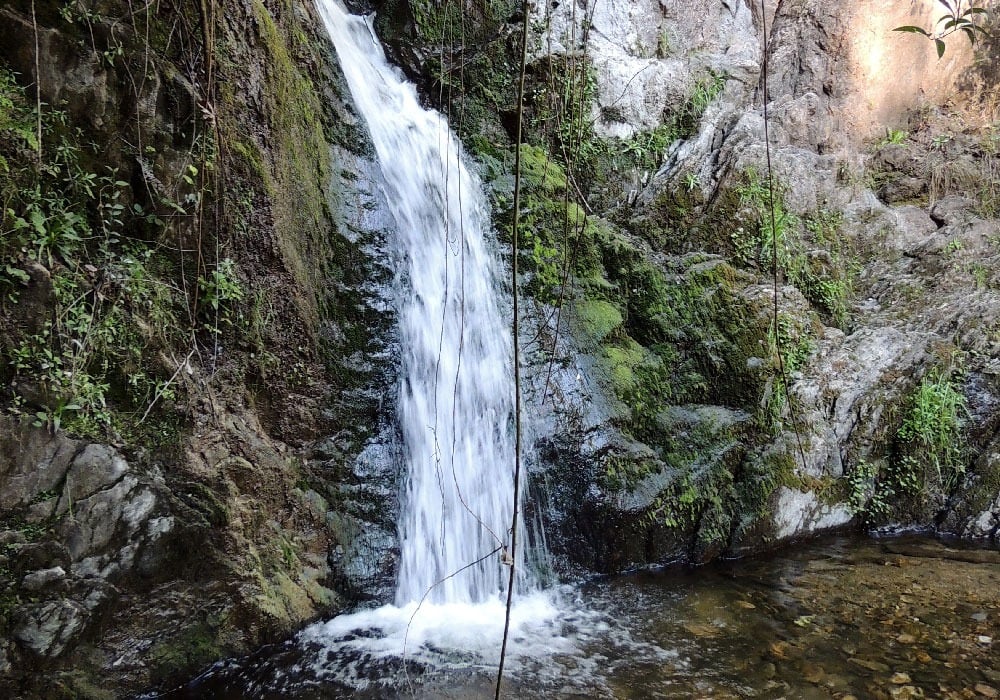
151, 535, 1000, 699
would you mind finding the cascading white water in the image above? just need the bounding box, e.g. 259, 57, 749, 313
316, 0, 524, 606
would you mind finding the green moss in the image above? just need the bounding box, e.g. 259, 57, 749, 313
797, 209, 856, 327
148, 617, 224, 684
491, 143, 606, 303
648, 171, 858, 328
51, 673, 115, 700
963, 452, 1000, 519
523, 67, 725, 209
601, 337, 649, 398
183, 482, 230, 528
572, 298, 623, 344
229, 139, 269, 183
223, 0, 333, 327
519, 144, 568, 192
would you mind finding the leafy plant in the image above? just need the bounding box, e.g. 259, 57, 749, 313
846, 459, 880, 515
759, 315, 815, 432
971, 263, 989, 288
656, 28, 672, 58
731, 168, 796, 269
688, 71, 726, 118
1, 70, 197, 439
198, 258, 245, 329
894, 0, 990, 58
878, 128, 909, 147
931, 133, 954, 150
897, 367, 968, 487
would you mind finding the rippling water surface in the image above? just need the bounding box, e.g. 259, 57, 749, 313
155, 535, 1000, 699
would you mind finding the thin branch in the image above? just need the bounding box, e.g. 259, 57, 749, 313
139, 348, 195, 423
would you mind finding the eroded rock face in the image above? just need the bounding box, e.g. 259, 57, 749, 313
534, 0, 763, 139
0, 418, 174, 672
13, 600, 89, 658
0, 0, 380, 694
519, 0, 1000, 565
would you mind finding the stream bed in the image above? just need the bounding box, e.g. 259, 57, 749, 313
157, 535, 1000, 699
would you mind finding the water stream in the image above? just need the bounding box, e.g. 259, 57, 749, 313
226, 0, 554, 687
318, 1, 525, 605
160, 535, 999, 698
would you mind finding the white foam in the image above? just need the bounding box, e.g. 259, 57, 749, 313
294, 589, 677, 694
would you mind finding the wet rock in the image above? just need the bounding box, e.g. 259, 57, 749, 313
0, 9, 119, 136
11, 542, 71, 574
55, 444, 129, 511
0, 531, 27, 547
966, 497, 1000, 538
137, 516, 177, 576
25, 497, 58, 523
773, 487, 852, 539
0, 417, 78, 510
848, 657, 890, 673
60, 476, 163, 578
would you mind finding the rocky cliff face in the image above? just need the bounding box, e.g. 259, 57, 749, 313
536, 2, 1000, 569
532, 0, 1000, 566
364, 0, 1000, 573
0, 0, 396, 696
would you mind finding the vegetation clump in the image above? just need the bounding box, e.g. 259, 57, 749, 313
0, 68, 202, 440
897, 366, 968, 488
846, 365, 969, 525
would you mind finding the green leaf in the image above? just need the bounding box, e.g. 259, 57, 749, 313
963, 6, 989, 15
4, 265, 29, 284
936, 38, 946, 58
893, 25, 931, 35
30, 208, 46, 234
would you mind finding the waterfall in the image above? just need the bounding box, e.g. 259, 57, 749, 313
317, 0, 526, 606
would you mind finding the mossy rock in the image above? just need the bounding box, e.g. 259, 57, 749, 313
571, 298, 624, 345
147, 618, 224, 685
600, 337, 653, 400
519, 144, 567, 192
